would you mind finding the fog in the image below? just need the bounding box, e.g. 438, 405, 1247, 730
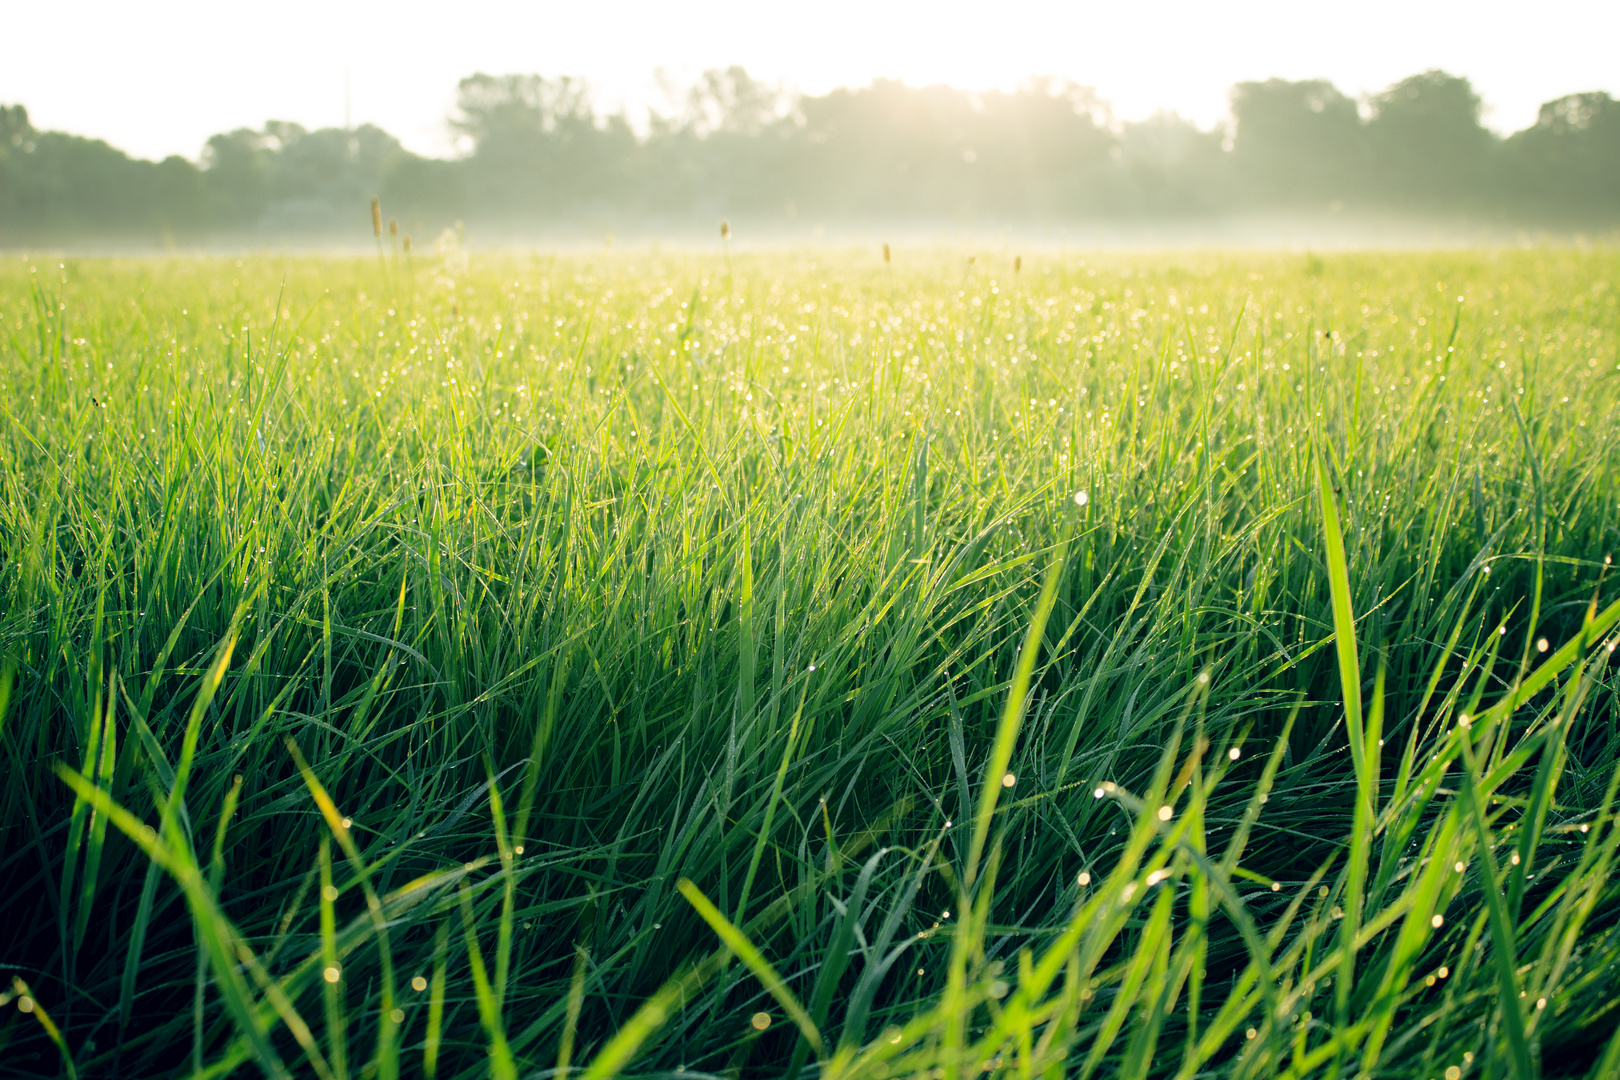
3, 69, 1617, 251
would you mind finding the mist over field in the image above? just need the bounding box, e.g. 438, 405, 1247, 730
3, 67, 1619, 250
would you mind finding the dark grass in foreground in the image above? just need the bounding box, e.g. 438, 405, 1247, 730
2, 249, 1619, 1079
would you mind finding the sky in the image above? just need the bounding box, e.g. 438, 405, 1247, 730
4, 0, 1615, 162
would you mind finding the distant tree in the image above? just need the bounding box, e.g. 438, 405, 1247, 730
1, 104, 30, 148
0, 116, 208, 242
681, 67, 790, 137
1503, 92, 1620, 220
202, 127, 277, 227
149, 155, 210, 236
265, 124, 407, 229
972, 80, 1120, 218
0, 105, 33, 232
1364, 71, 1495, 207
200, 122, 436, 236
640, 67, 804, 219
453, 74, 596, 146
1229, 79, 1364, 207
451, 73, 632, 217
778, 78, 1120, 221
381, 155, 466, 228
5, 67, 1620, 242
1115, 111, 1229, 215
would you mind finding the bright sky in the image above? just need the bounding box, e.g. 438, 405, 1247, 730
5, 0, 1614, 161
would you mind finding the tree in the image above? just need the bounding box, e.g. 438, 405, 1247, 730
451, 73, 631, 217
1, 104, 30, 148
1365, 70, 1495, 206
203, 127, 277, 227
1504, 92, 1620, 219
681, 67, 789, 137
1229, 79, 1364, 207
1115, 111, 1229, 215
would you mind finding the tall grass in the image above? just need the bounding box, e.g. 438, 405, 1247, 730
1, 248, 1618, 1078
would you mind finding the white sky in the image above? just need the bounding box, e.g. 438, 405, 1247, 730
4, 0, 1614, 161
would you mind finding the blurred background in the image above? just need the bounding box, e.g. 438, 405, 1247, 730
2, 0, 1617, 247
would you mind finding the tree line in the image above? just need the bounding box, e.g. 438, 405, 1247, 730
2, 68, 1617, 244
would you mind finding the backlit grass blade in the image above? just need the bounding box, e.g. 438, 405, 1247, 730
55, 765, 291, 1078
1315, 448, 1365, 779
1454, 727, 1536, 1079
556, 938, 590, 1080
1316, 446, 1377, 1042
485, 754, 517, 1014
786, 846, 887, 1080
198, 773, 243, 1073
319, 839, 349, 1080
285, 739, 401, 1080
458, 881, 517, 1080
677, 877, 825, 1058
8, 978, 78, 1080
162, 616, 247, 844
735, 681, 808, 928
71, 665, 118, 952
425, 922, 448, 1080
0, 659, 13, 740
964, 543, 1066, 893
514, 646, 571, 854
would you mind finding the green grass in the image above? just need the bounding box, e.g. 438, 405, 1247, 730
2, 246, 1619, 1079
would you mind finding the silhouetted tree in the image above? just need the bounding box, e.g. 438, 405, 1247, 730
1230, 79, 1365, 207
452, 73, 636, 217
0, 111, 209, 242
1365, 71, 1494, 207
1114, 112, 1229, 215
2, 65, 1617, 243
202, 127, 276, 228
0, 104, 29, 148
1504, 92, 1620, 219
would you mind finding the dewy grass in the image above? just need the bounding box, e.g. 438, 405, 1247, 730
2, 247, 1619, 1078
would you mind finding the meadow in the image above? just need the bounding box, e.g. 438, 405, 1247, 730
1, 244, 1618, 1079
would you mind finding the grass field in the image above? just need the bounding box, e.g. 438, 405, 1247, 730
2, 246, 1619, 1079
